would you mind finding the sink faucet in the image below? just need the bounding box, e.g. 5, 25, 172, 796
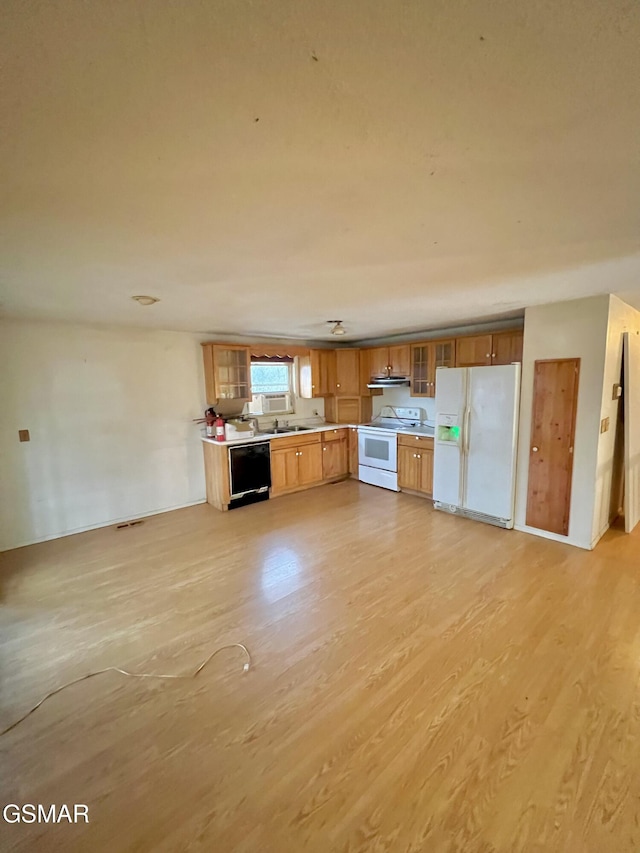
273, 418, 279, 430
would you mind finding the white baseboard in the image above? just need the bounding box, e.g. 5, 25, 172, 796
1, 499, 207, 553
513, 523, 592, 550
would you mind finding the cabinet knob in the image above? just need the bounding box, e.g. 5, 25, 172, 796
323, 446, 326, 451
486, 353, 491, 358
417, 454, 421, 459
532, 446, 539, 452
492, 353, 496, 358
337, 383, 340, 388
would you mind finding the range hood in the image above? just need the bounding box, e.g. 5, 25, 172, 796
367, 376, 411, 389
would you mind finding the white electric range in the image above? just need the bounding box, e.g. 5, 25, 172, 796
358, 407, 432, 491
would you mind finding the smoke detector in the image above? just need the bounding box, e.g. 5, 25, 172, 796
132, 295, 160, 306
327, 320, 346, 336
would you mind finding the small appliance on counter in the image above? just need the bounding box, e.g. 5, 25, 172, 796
224, 419, 255, 441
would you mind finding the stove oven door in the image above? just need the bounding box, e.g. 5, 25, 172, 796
357, 429, 397, 472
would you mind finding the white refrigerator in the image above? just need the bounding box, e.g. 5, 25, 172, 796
433, 364, 520, 528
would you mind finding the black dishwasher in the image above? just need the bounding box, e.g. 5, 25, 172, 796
228, 442, 271, 509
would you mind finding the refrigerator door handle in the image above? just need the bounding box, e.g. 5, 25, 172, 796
459, 405, 470, 506
463, 406, 471, 456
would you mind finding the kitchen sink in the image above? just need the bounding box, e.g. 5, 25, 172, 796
272, 425, 313, 433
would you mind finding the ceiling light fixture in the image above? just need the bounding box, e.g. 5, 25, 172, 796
327, 320, 346, 336
131, 295, 160, 306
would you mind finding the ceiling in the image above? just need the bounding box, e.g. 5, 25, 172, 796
1, 0, 640, 341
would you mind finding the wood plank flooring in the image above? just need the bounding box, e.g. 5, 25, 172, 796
1, 480, 640, 852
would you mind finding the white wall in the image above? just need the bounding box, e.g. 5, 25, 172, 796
593, 296, 640, 540
371, 387, 435, 422
0, 320, 207, 551
513, 295, 610, 550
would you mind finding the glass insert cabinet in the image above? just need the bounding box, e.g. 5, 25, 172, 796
202, 344, 251, 403
410, 340, 455, 397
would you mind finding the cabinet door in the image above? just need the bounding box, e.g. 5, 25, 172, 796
389, 345, 411, 376
335, 349, 360, 396
418, 449, 434, 496
398, 446, 420, 491
214, 345, 251, 400
322, 437, 348, 479
492, 331, 523, 365
368, 347, 390, 378
321, 350, 336, 395
348, 428, 359, 474
410, 344, 431, 396
310, 349, 336, 396
455, 335, 492, 367
431, 339, 456, 397
297, 443, 323, 486
202, 344, 217, 405
270, 447, 299, 495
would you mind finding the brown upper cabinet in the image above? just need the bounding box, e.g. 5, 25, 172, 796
334, 349, 361, 396
455, 331, 523, 368
202, 343, 251, 404
492, 331, 524, 365
365, 345, 411, 378
410, 339, 455, 397
298, 349, 336, 398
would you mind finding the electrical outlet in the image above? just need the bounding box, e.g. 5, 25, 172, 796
600, 417, 610, 434
18, 429, 30, 442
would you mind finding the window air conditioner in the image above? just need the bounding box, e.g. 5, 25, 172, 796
254, 393, 292, 415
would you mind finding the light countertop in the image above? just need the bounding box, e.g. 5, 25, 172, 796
201, 422, 433, 447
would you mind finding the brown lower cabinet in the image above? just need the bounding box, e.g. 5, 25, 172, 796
397, 434, 434, 496
270, 430, 350, 497
348, 427, 358, 475
271, 443, 323, 495
322, 429, 349, 479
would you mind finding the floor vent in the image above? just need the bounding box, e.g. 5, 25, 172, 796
115, 520, 145, 530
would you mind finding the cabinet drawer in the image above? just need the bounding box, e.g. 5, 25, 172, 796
322, 428, 349, 442
397, 434, 434, 450
270, 432, 321, 451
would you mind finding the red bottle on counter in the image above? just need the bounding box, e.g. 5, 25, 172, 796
214, 416, 225, 442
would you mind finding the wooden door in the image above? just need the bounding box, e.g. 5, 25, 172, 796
526, 359, 580, 536
419, 449, 434, 496
455, 335, 492, 367
335, 349, 360, 396
410, 344, 431, 396
322, 438, 348, 479
348, 428, 359, 474
389, 345, 411, 376
368, 347, 390, 378
297, 444, 323, 486
492, 331, 524, 365
398, 446, 420, 491
270, 447, 299, 495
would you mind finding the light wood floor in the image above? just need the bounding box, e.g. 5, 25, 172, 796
1, 481, 640, 852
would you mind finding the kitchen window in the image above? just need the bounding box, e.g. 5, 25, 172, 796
250, 357, 294, 413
